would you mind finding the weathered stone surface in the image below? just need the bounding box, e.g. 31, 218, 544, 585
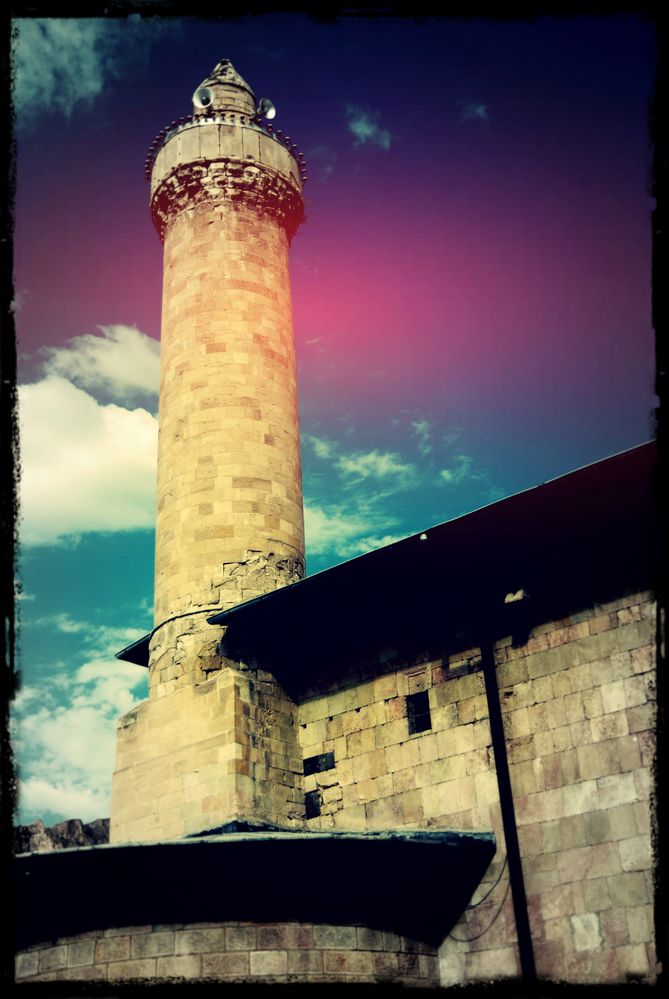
16, 921, 440, 986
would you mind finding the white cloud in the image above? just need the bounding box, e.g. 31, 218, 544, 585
304, 502, 401, 559
336, 533, 406, 559
43, 324, 160, 402
19, 374, 158, 545
345, 105, 392, 150
304, 504, 371, 556
337, 449, 415, 482
33, 613, 89, 634
304, 433, 336, 460
19, 778, 110, 827
439, 454, 474, 485
412, 419, 432, 456
458, 99, 489, 124
13, 658, 147, 825
12, 16, 168, 124
31, 614, 146, 656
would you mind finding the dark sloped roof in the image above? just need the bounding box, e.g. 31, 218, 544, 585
15, 829, 495, 949
117, 442, 656, 680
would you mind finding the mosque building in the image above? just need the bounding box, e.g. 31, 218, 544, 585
15, 60, 657, 986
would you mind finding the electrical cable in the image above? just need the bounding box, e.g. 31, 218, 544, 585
449, 856, 511, 943
465, 855, 508, 908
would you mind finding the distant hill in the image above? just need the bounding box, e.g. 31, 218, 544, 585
14, 817, 109, 854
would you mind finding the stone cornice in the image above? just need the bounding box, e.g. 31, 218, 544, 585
150, 159, 305, 243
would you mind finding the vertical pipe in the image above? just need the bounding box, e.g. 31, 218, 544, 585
480, 633, 536, 980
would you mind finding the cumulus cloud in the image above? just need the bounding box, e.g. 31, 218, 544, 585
304, 503, 400, 558
19, 778, 110, 827
31, 615, 146, 657
303, 433, 336, 460
33, 613, 89, 634
19, 374, 158, 545
335, 533, 407, 560
412, 419, 432, 456
12, 16, 168, 125
337, 449, 415, 482
439, 454, 474, 485
43, 325, 160, 402
345, 105, 392, 150
13, 656, 147, 825
458, 99, 489, 124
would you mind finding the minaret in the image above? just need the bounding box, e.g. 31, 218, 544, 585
110, 61, 306, 842
148, 59, 305, 695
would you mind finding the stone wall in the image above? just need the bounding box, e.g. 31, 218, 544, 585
16, 922, 439, 985
296, 590, 656, 984
110, 664, 302, 841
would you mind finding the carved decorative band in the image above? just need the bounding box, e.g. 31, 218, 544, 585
151, 161, 304, 242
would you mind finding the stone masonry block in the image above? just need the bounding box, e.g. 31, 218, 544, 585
618, 834, 652, 872
608, 803, 638, 840
627, 905, 653, 945
571, 913, 602, 952
16, 950, 40, 979
582, 876, 612, 912
600, 908, 630, 947
356, 927, 386, 951
627, 703, 655, 734
582, 809, 611, 845
590, 710, 628, 742
250, 950, 289, 975
67, 940, 95, 967
107, 959, 157, 980
131, 932, 175, 959
257, 925, 313, 950
557, 841, 621, 882
615, 943, 650, 979
174, 928, 226, 954
313, 925, 358, 950
38, 946, 68, 972
95, 936, 130, 964
596, 772, 638, 809
201, 952, 250, 977
607, 871, 650, 908
288, 949, 324, 973
323, 950, 374, 975
156, 954, 203, 978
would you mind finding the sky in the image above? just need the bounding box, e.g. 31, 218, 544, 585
10, 12, 656, 826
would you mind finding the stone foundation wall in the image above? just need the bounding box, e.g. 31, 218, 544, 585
16, 922, 439, 986
296, 591, 656, 984
110, 665, 302, 842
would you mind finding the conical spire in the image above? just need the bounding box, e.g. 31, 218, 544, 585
193, 58, 256, 116
205, 59, 255, 95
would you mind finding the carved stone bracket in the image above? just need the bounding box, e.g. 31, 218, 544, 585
151, 160, 304, 242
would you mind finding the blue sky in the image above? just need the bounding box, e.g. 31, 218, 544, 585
11, 13, 656, 825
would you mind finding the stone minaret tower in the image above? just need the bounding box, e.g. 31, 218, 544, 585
110, 60, 306, 843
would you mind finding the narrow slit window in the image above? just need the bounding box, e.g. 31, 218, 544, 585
305, 790, 321, 819
407, 690, 432, 735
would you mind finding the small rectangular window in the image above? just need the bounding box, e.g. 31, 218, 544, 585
407, 690, 432, 735
305, 790, 322, 819
303, 751, 335, 776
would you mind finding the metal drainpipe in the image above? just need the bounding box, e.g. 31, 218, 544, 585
480, 624, 536, 981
